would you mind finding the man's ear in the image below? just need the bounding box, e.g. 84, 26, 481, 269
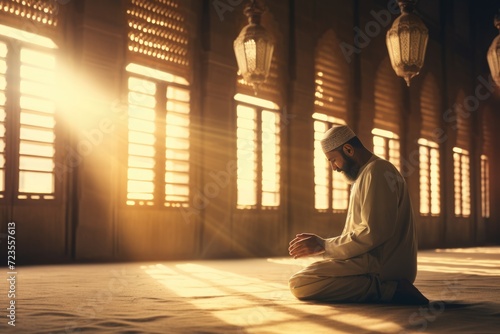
343, 144, 354, 157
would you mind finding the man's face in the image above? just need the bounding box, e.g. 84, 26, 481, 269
325, 146, 359, 184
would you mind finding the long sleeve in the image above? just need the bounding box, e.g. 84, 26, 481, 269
324, 160, 400, 260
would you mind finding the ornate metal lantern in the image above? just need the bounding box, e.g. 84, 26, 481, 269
487, 11, 500, 87
386, 0, 429, 86
233, 0, 274, 94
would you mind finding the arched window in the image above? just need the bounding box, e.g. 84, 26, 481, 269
419, 74, 440, 216
453, 90, 470, 217
125, 0, 191, 207
313, 30, 349, 212
373, 57, 402, 170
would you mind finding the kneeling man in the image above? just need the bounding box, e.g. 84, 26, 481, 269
288, 125, 428, 305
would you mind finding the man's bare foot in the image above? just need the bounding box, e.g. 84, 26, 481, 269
391, 279, 429, 305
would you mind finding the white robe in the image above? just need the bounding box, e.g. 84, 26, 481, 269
289, 155, 418, 302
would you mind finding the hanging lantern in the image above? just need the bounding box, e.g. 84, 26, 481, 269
487, 11, 500, 87
233, 0, 274, 94
386, 0, 429, 86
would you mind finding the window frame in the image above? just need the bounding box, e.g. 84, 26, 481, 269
123, 65, 191, 209
480, 154, 490, 219
0, 35, 61, 205
418, 138, 440, 217
234, 96, 281, 210
372, 128, 400, 171
453, 147, 471, 218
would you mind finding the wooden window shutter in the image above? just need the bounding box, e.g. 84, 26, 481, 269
420, 74, 440, 140
0, 0, 59, 27
455, 90, 470, 150
374, 58, 402, 135
482, 107, 493, 155
314, 30, 348, 120
127, 0, 189, 78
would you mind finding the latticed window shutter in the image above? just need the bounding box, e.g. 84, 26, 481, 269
455, 91, 470, 150
0, 0, 59, 27
481, 107, 492, 218
420, 74, 440, 139
314, 30, 348, 120
482, 107, 493, 155
127, 0, 189, 78
374, 58, 402, 135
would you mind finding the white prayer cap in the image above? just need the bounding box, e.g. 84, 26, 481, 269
321, 125, 356, 153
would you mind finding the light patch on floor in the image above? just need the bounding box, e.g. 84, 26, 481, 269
1, 248, 500, 333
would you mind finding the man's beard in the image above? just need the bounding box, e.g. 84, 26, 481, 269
337, 152, 360, 184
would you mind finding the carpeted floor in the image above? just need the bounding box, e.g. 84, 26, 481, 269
1, 247, 500, 333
